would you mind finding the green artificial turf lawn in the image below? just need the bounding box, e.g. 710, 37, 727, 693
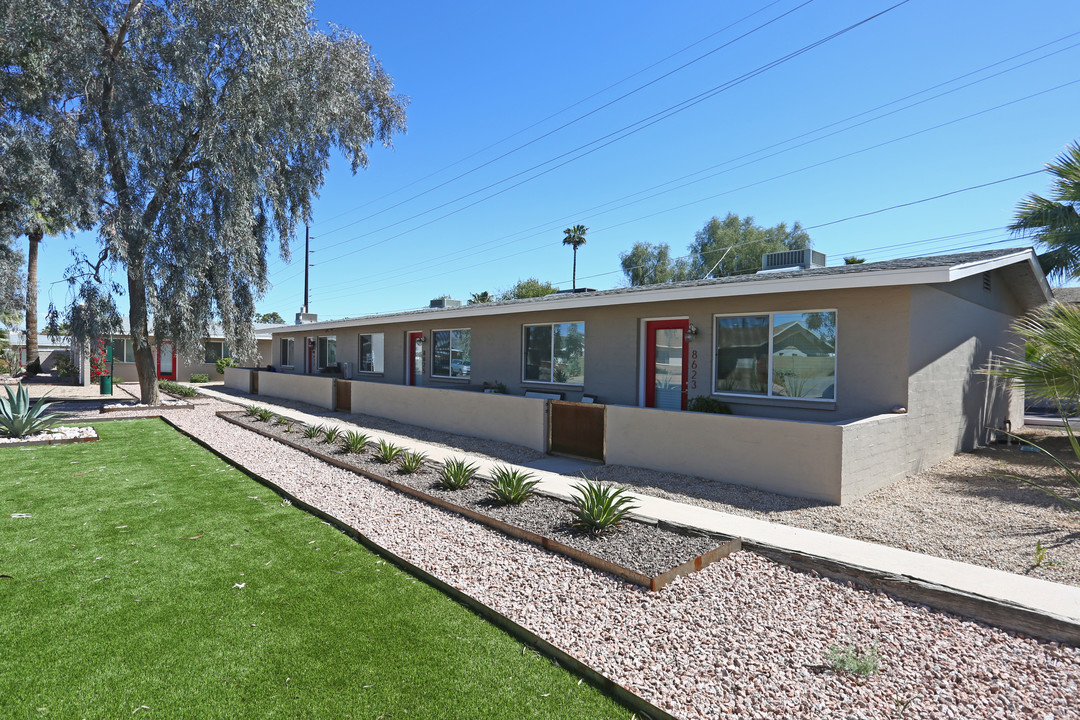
0, 419, 630, 719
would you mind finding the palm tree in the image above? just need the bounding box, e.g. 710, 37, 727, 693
23, 204, 66, 373
562, 224, 588, 291
1010, 140, 1080, 282
468, 291, 493, 305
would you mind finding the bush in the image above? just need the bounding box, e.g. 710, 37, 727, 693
215, 357, 238, 375
569, 478, 638, 536
438, 457, 478, 490
0, 383, 64, 438
373, 439, 404, 464
399, 451, 427, 474
53, 352, 78, 379
825, 639, 880, 677
158, 380, 197, 398
26, 357, 41, 376
488, 466, 539, 505
687, 396, 732, 414
189, 373, 210, 383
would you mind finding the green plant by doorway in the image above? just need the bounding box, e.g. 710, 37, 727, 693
686, 396, 732, 414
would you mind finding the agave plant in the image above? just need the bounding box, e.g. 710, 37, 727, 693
323, 426, 342, 444
488, 466, 539, 505
255, 407, 275, 422
302, 424, 324, 439
438, 457, 478, 490
0, 383, 65, 439
342, 430, 371, 454
569, 478, 638, 537
373, 439, 404, 464
399, 451, 427, 474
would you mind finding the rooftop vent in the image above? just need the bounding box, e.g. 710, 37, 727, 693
556, 287, 596, 294
760, 248, 826, 273
429, 297, 462, 309
295, 312, 318, 324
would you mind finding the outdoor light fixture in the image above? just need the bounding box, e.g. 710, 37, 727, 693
685, 323, 699, 341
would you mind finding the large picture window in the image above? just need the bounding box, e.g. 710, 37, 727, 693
432, 329, 470, 378
714, 311, 835, 400
203, 340, 229, 364
114, 339, 135, 363
317, 336, 337, 369
280, 338, 294, 367
358, 333, 385, 373
523, 322, 584, 385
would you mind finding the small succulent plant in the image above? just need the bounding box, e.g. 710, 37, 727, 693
322, 426, 342, 444
373, 439, 404, 464
399, 451, 427, 474
342, 430, 371, 454
302, 424, 324, 439
438, 457, 479, 490
488, 466, 539, 505
254, 407, 274, 422
568, 478, 638, 536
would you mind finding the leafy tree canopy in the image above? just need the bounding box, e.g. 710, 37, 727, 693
255, 312, 286, 324
497, 278, 558, 301
5, 0, 407, 402
844, 256, 866, 264
1010, 140, 1080, 282
468, 291, 494, 305
620, 213, 811, 286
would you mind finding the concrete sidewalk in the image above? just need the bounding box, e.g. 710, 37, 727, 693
196, 385, 1080, 641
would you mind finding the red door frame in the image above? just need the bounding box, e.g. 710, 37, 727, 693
305, 337, 315, 374
407, 331, 424, 385
156, 341, 176, 380
644, 319, 689, 410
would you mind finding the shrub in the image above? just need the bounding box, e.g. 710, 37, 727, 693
53, 352, 78, 379
399, 451, 427, 474
569, 478, 638, 536
0, 383, 64, 439
322, 426, 342, 444
825, 639, 880, 677
158, 380, 198, 398
373, 439, 404, 464
686, 396, 731, 414
215, 357, 239, 375
488, 466, 539, 505
25, 357, 42, 376
189, 373, 210, 383
438, 457, 478, 490
302, 424, 324, 439
342, 430, 371, 454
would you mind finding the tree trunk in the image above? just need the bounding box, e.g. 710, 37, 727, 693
572, 247, 577, 291
126, 241, 160, 405
25, 227, 42, 371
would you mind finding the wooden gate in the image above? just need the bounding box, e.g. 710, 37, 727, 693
250, 371, 259, 394
335, 380, 351, 412
549, 401, 605, 461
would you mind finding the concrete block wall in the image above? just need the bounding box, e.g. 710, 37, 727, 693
258, 372, 335, 409
837, 413, 912, 502
223, 367, 252, 393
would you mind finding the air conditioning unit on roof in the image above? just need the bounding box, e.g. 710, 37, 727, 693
760, 248, 826, 272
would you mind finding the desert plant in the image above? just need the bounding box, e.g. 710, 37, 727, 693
569, 478, 638, 536
53, 352, 78, 379
254, 407, 274, 422
274, 415, 290, 428
323, 426, 342, 444
342, 430, 371, 454
159, 380, 198, 398
438, 457, 479, 490
0, 383, 64, 438
825, 638, 880, 677
189, 373, 210, 383
686, 396, 732, 414
244, 404, 261, 418
374, 439, 404, 464
215, 357, 239, 375
302, 424, 324, 439
399, 451, 427, 474
488, 466, 539, 505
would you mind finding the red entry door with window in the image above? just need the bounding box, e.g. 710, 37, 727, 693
645, 319, 689, 410
407, 331, 424, 386
305, 337, 315, 374
156, 341, 176, 380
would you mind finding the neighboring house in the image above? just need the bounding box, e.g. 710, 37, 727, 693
7, 330, 71, 370
1054, 286, 1080, 305
253, 248, 1050, 503
108, 322, 280, 383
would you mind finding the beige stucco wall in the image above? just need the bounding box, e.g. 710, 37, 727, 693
259, 372, 335, 409
224, 366, 252, 392
350, 383, 549, 451
605, 404, 845, 503
837, 412, 912, 502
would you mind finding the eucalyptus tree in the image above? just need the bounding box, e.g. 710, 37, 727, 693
688, 213, 810, 278
5, 0, 406, 403
562, 224, 587, 291
1010, 140, 1080, 282
619, 241, 690, 286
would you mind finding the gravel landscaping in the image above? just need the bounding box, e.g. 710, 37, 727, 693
0, 426, 97, 445
68, 398, 1080, 720
227, 411, 723, 578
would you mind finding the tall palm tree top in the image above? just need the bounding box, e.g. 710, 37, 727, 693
562, 224, 588, 249
1010, 140, 1080, 282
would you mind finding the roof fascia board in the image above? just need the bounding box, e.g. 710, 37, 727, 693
945, 249, 1052, 303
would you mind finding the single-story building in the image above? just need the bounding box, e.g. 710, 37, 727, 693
107, 322, 281, 383
234, 247, 1051, 503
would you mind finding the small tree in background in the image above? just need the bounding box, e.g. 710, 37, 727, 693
844, 256, 866, 264
255, 312, 286, 324
497, 278, 558, 301
562, 224, 588, 290
468, 291, 493, 305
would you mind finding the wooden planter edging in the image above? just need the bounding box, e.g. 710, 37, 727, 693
158, 414, 677, 720
216, 410, 741, 592
100, 400, 195, 414
0, 432, 99, 449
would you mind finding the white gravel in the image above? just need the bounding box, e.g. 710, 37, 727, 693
0, 426, 97, 445
102, 398, 190, 409
70, 399, 1080, 720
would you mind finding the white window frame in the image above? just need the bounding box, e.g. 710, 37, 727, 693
521, 321, 585, 386
115, 338, 136, 363
203, 340, 229, 365
431, 328, 471, 379
357, 333, 385, 374
317, 335, 337, 370
280, 338, 295, 367
711, 309, 837, 404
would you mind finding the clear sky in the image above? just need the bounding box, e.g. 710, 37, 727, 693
31, 0, 1080, 325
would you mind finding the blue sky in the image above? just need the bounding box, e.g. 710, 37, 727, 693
33, 0, 1080, 324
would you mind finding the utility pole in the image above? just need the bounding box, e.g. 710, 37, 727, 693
303, 223, 310, 314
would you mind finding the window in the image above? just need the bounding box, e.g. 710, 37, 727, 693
358, 333, 385, 373
203, 340, 229, 365
523, 322, 584, 385
114, 339, 135, 363
714, 311, 835, 400
432, 329, 470, 378
280, 338, 294, 367
317, 336, 337, 369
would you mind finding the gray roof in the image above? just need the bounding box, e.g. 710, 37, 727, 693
288, 247, 1045, 331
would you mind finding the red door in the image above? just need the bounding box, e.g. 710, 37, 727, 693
645, 320, 689, 410
305, 337, 315, 374
156, 341, 176, 380
407, 331, 424, 386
